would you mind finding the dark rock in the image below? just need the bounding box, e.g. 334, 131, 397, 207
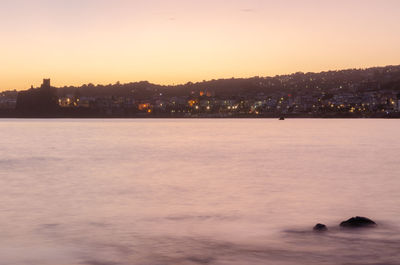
340, 216, 376, 228
313, 223, 328, 231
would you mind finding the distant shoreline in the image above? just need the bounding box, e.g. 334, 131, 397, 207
1, 113, 399, 119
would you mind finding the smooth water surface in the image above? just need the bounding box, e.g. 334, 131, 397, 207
0, 119, 400, 265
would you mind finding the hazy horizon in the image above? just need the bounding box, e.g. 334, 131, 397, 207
1, 0, 400, 91
3, 63, 399, 92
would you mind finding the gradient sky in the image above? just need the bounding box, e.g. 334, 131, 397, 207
1, 0, 400, 90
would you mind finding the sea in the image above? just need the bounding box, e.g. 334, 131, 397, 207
0, 119, 400, 265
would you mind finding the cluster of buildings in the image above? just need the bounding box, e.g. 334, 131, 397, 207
1, 65, 400, 117
52, 89, 400, 117
0, 90, 17, 110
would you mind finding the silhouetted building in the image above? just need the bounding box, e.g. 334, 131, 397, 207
16, 79, 59, 116
42, 79, 51, 88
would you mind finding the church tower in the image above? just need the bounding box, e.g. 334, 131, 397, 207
42, 79, 51, 89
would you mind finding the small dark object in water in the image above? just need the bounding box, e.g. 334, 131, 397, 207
279, 117, 285, 120
340, 216, 376, 228
313, 223, 327, 231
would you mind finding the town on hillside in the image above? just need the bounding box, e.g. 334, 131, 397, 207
1, 65, 400, 118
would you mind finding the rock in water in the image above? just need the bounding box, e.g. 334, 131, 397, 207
340, 216, 376, 228
313, 223, 328, 231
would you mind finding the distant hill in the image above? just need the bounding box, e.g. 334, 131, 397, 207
54, 65, 400, 99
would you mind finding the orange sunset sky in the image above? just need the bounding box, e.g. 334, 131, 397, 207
1, 0, 400, 91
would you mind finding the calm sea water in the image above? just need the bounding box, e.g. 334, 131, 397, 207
0, 119, 400, 265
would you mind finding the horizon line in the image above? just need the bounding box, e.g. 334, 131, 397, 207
2, 63, 399, 92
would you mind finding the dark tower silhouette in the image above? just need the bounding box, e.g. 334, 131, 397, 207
42, 79, 51, 88
16, 78, 59, 117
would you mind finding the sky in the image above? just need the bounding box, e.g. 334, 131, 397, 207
1, 0, 400, 91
